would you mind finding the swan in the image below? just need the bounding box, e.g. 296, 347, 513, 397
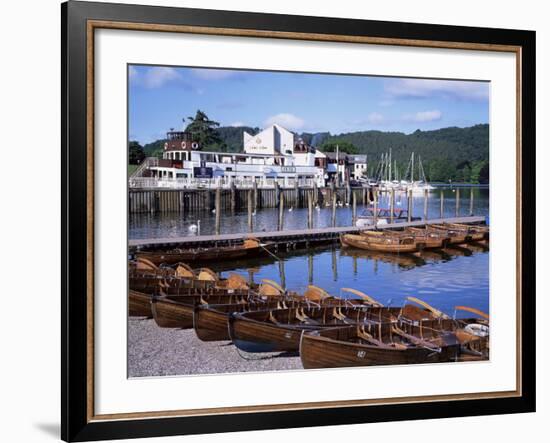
288, 207, 293, 212
188, 224, 198, 233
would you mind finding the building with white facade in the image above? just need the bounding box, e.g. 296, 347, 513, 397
144, 124, 327, 187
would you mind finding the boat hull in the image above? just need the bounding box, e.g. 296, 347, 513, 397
300, 327, 461, 369
341, 234, 418, 253
128, 290, 152, 317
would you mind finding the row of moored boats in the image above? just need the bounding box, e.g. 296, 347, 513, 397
129, 258, 489, 368
341, 223, 489, 254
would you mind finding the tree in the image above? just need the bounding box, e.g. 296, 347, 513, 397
320, 141, 358, 154
128, 141, 145, 165
185, 110, 224, 149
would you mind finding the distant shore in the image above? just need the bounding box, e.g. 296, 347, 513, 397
128, 318, 302, 377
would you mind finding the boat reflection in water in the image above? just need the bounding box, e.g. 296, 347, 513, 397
199, 240, 489, 317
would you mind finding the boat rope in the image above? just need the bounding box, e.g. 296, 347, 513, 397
259, 243, 282, 262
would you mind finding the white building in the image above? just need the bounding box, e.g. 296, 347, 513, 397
243, 124, 294, 156
144, 124, 325, 187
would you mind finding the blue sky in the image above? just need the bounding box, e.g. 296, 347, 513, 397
129, 65, 489, 144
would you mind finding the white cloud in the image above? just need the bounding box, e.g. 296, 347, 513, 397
191, 68, 239, 80
230, 121, 245, 127
263, 113, 305, 131
135, 67, 181, 88
366, 112, 385, 124
385, 79, 489, 101
128, 66, 138, 78
403, 110, 443, 123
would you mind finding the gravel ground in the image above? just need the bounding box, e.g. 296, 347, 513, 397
128, 317, 303, 377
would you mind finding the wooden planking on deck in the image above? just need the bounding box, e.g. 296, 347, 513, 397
129, 215, 486, 249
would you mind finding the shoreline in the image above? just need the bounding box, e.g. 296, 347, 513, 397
128, 317, 302, 377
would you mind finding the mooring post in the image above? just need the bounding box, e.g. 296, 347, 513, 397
455, 188, 460, 217
352, 191, 357, 226
278, 260, 286, 290
253, 179, 258, 211
362, 187, 367, 206
390, 188, 395, 224
313, 180, 318, 206
331, 192, 337, 227
407, 189, 413, 223
215, 185, 221, 235
274, 180, 280, 208
247, 189, 253, 232
278, 191, 284, 231
373, 188, 378, 226
346, 179, 351, 205
230, 179, 236, 213
469, 187, 474, 216
440, 190, 444, 219
423, 188, 429, 221
307, 191, 313, 229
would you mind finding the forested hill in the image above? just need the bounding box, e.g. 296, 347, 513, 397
141, 124, 489, 183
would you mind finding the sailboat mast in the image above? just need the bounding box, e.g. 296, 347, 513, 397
411, 152, 415, 183
388, 149, 392, 182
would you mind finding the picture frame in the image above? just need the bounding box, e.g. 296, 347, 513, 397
61, 1, 536, 441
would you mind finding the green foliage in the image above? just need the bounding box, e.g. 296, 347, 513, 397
127, 164, 139, 175
135, 121, 489, 183
142, 139, 165, 159
185, 110, 223, 149
320, 141, 359, 154
128, 141, 145, 165
322, 124, 489, 183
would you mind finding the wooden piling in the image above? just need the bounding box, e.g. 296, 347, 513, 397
331, 192, 337, 227
215, 186, 221, 235
278, 191, 284, 231
352, 191, 357, 226
455, 188, 460, 217
230, 181, 236, 213
278, 260, 286, 290
423, 188, 428, 221
307, 191, 313, 229
440, 190, 444, 218
253, 179, 258, 211
373, 189, 378, 226
469, 187, 474, 216
247, 190, 253, 232
390, 188, 395, 224
407, 189, 413, 223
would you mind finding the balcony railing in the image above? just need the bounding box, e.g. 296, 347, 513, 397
128, 176, 318, 190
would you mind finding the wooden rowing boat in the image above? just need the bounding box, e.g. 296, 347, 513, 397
193, 300, 296, 341
128, 290, 153, 317
402, 227, 448, 249
135, 238, 269, 265
195, 286, 386, 343
151, 291, 253, 329
300, 319, 464, 368
228, 304, 438, 353
300, 302, 490, 368
341, 233, 419, 253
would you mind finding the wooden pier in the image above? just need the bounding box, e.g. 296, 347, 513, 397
128, 185, 368, 214
129, 215, 486, 251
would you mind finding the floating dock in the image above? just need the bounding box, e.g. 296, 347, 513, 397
129, 215, 486, 251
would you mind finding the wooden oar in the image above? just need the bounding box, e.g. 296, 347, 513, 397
392, 326, 441, 352
455, 306, 489, 320
406, 296, 449, 319
341, 288, 383, 306
305, 285, 331, 301
261, 279, 285, 293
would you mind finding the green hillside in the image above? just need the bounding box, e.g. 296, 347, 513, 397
140, 124, 489, 183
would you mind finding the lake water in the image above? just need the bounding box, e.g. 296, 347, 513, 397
129, 186, 489, 319
129, 186, 489, 239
